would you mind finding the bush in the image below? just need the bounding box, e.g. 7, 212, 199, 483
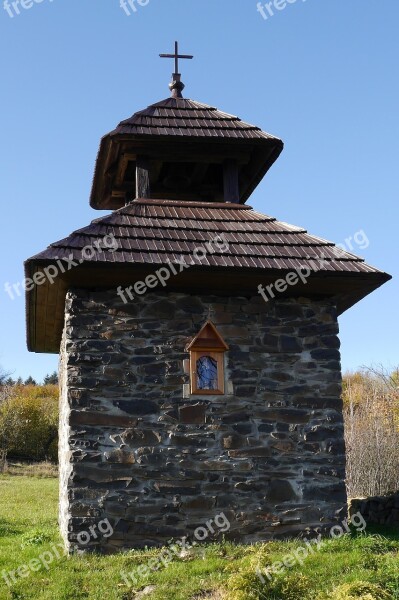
323, 581, 393, 600
343, 367, 399, 497
0, 384, 58, 462
226, 568, 312, 600
225, 568, 265, 600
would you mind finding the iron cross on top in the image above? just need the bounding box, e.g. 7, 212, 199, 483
160, 41, 193, 75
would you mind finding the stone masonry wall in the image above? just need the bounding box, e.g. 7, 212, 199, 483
59, 329, 73, 544
60, 288, 347, 553
350, 493, 399, 528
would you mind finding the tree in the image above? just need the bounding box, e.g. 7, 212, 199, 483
0, 367, 11, 386
24, 376, 37, 386
0, 375, 16, 471
43, 371, 58, 385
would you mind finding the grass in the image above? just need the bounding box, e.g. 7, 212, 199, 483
2, 461, 58, 478
0, 469, 398, 600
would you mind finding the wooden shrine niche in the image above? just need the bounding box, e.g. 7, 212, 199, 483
186, 321, 229, 395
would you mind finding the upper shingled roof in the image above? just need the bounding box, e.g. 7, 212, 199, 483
109, 97, 280, 140
89, 97, 284, 209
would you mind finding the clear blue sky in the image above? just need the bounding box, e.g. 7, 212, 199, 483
0, 0, 397, 381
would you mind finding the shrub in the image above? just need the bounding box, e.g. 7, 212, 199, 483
280, 574, 312, 600
226, 568, 267, 600
0, 384, 58, 462
343, 367, 399, 497
226, 568, 312, 600
323, 582, 393, 600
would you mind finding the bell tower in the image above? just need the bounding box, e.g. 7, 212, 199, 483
25, 43, 390, 554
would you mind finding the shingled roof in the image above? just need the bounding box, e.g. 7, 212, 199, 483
27, 199, 387, 274
111, 98, 280, 140
25, 199, 391, 353
89, 97, 284, 210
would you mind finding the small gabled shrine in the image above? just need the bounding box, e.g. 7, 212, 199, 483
186, 321, 229, 395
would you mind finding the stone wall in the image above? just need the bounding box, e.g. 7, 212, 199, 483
60, 288, 347, 553
350, 493, 399, 528
59, 329, 73, 544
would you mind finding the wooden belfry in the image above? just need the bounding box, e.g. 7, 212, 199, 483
92, 42, 256, 208
25, 44, 390, 553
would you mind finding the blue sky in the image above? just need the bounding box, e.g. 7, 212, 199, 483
0, 0, 397, 381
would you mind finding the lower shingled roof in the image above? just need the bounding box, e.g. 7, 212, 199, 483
25, 199, 391, 353
27, 199, 387, 274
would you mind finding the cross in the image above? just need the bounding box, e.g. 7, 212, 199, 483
160, 41, 193, 75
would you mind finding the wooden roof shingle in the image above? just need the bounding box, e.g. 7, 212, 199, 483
28, 199, 387, 276
111, 98, 280, 141
25, 198, 391, 353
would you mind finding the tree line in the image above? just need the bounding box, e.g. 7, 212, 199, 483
0, 370, 58, 387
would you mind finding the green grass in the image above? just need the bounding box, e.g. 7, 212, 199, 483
0, 472, 398, 600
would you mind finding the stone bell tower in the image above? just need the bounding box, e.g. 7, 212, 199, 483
25, 43, 391, 553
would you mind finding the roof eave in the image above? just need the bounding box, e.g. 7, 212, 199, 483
24, 259, 391, 353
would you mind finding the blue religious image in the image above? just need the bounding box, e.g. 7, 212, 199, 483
196, 355, 218, 390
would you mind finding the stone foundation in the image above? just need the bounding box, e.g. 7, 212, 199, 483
59, 288, 347, 553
